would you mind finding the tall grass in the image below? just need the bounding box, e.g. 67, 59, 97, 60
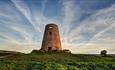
0, 52, 115, 70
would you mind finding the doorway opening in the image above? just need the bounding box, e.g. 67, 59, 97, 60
48, 47, 52, 51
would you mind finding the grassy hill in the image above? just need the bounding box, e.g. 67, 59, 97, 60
0, 51, 115, 70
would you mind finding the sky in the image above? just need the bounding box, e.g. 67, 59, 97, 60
0, 0, 115, 54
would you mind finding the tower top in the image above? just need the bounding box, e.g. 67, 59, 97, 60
46, 23, 58, 27
45, 23, 58, 30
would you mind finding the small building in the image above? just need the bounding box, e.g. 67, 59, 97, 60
40, 23, 62, 51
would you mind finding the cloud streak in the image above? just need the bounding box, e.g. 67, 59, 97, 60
11, 0, 41, 32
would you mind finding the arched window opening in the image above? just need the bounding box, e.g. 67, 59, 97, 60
49, 32, 52, 35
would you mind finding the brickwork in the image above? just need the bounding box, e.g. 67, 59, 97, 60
40, 24, 62, 51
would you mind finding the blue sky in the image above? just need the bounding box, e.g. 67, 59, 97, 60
0, 0, 115, 54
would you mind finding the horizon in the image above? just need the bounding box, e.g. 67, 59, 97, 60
0, 0, 115, 54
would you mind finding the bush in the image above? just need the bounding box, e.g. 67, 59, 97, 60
100, 50, 107, 57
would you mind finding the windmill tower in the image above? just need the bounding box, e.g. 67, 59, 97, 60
40, 23, 62, 51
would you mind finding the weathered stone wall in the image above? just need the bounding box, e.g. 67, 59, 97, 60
40, 24, 62, 51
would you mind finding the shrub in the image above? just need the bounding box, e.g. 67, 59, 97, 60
100, 50, 107, 57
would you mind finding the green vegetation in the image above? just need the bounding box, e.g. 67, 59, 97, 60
0, 51, 115, 70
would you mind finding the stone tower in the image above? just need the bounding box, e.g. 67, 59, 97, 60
40, 23, 62, 51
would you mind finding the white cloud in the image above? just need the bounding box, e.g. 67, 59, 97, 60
61, 4, 115, 54
11, 0, 41, 32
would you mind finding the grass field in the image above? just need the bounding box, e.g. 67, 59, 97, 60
0, 51, 115, 70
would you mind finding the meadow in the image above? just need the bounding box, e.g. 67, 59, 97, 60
0, 51, 115, 70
